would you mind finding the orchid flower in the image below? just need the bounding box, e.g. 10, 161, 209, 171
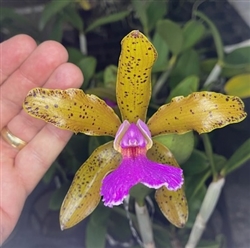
23, 30, 247, 230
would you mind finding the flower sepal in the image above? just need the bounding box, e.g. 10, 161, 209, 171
60, 141, 121, 229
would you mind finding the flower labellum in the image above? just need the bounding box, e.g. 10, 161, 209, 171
101, 120, 183, 207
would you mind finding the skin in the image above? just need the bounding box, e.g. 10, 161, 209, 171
0, 34, 83, 245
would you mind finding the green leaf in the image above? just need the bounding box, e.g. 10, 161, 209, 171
86, 87, 117, 103
201, 58, 250, 77
49, 183, 70, 211
181, 149, 209, 176
182, 20, 205, 51
197, 235, 224, 248
170, 49, 200, 88
88, 136, 112, 155
213, 154, 227, 174
157, 19, 183, 55
225, 46, 250, 65
39, 0, 72, 30
194, 11, 224, 61
152, 32, 169, 72
43, 162, 57, 184
0, 8, 40, 39
0, 7, 32, 26
166, 75, 199, 102
86, 205, 111, 248
85, 10, 131, 33
107, 211, 133, 242
63, 4, 84, 31
131, 0, 149, 34
224, 74, 250, 98
104, 65, 118, 88
153, 131, 194, 165
63, 134, 89, 170
129, 183, 153, 205
185, 170, 211, 202
222, 138, 250, 176
222, 63, 250, 77
49, 15, 64, 42
201, 58, 217, 74
67, 47, 84, 64
146, 0, 168, 32
77, 56, 97, 86
154, 225, 171, 247
186, 182, 207, 228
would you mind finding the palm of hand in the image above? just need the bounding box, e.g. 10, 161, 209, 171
0, 35, 83, 245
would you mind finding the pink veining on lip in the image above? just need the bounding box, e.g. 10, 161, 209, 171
101, 119, 184, 207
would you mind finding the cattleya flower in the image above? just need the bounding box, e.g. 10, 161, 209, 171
23, 30, 247, 230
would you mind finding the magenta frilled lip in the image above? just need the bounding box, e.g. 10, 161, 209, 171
100, 120, 184, 207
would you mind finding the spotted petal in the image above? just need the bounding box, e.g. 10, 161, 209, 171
116, 30, 157, 123
60, 142, 121, 229
147, 141, 188, 228
23, 88, 121, 136
101, 153, 183, 207
147, 92, 247, 136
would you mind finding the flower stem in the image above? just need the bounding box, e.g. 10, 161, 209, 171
124, 196, 143, 247
79, 32, 87, 55
185, 178, 225, 248
203, 62, 222, 89
135, 202, 155, 248
201, 133, 217, 181
152, 55, 177, 101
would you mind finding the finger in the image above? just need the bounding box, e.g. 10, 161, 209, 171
7, 63, 83, 143
0, 40, 68, 130
16, 124, 73, 194
0, 34, 37, 85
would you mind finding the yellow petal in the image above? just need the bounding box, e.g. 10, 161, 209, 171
155, 187, 188, 228
147, 141, 188, 228
116, 30, 157, 122
79, 0, 92, 10
148, 91, 247, 136
23, 88, 121, 136
60, 141, 121, 229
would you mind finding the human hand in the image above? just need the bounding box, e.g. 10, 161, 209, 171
0, 35, 83, 245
